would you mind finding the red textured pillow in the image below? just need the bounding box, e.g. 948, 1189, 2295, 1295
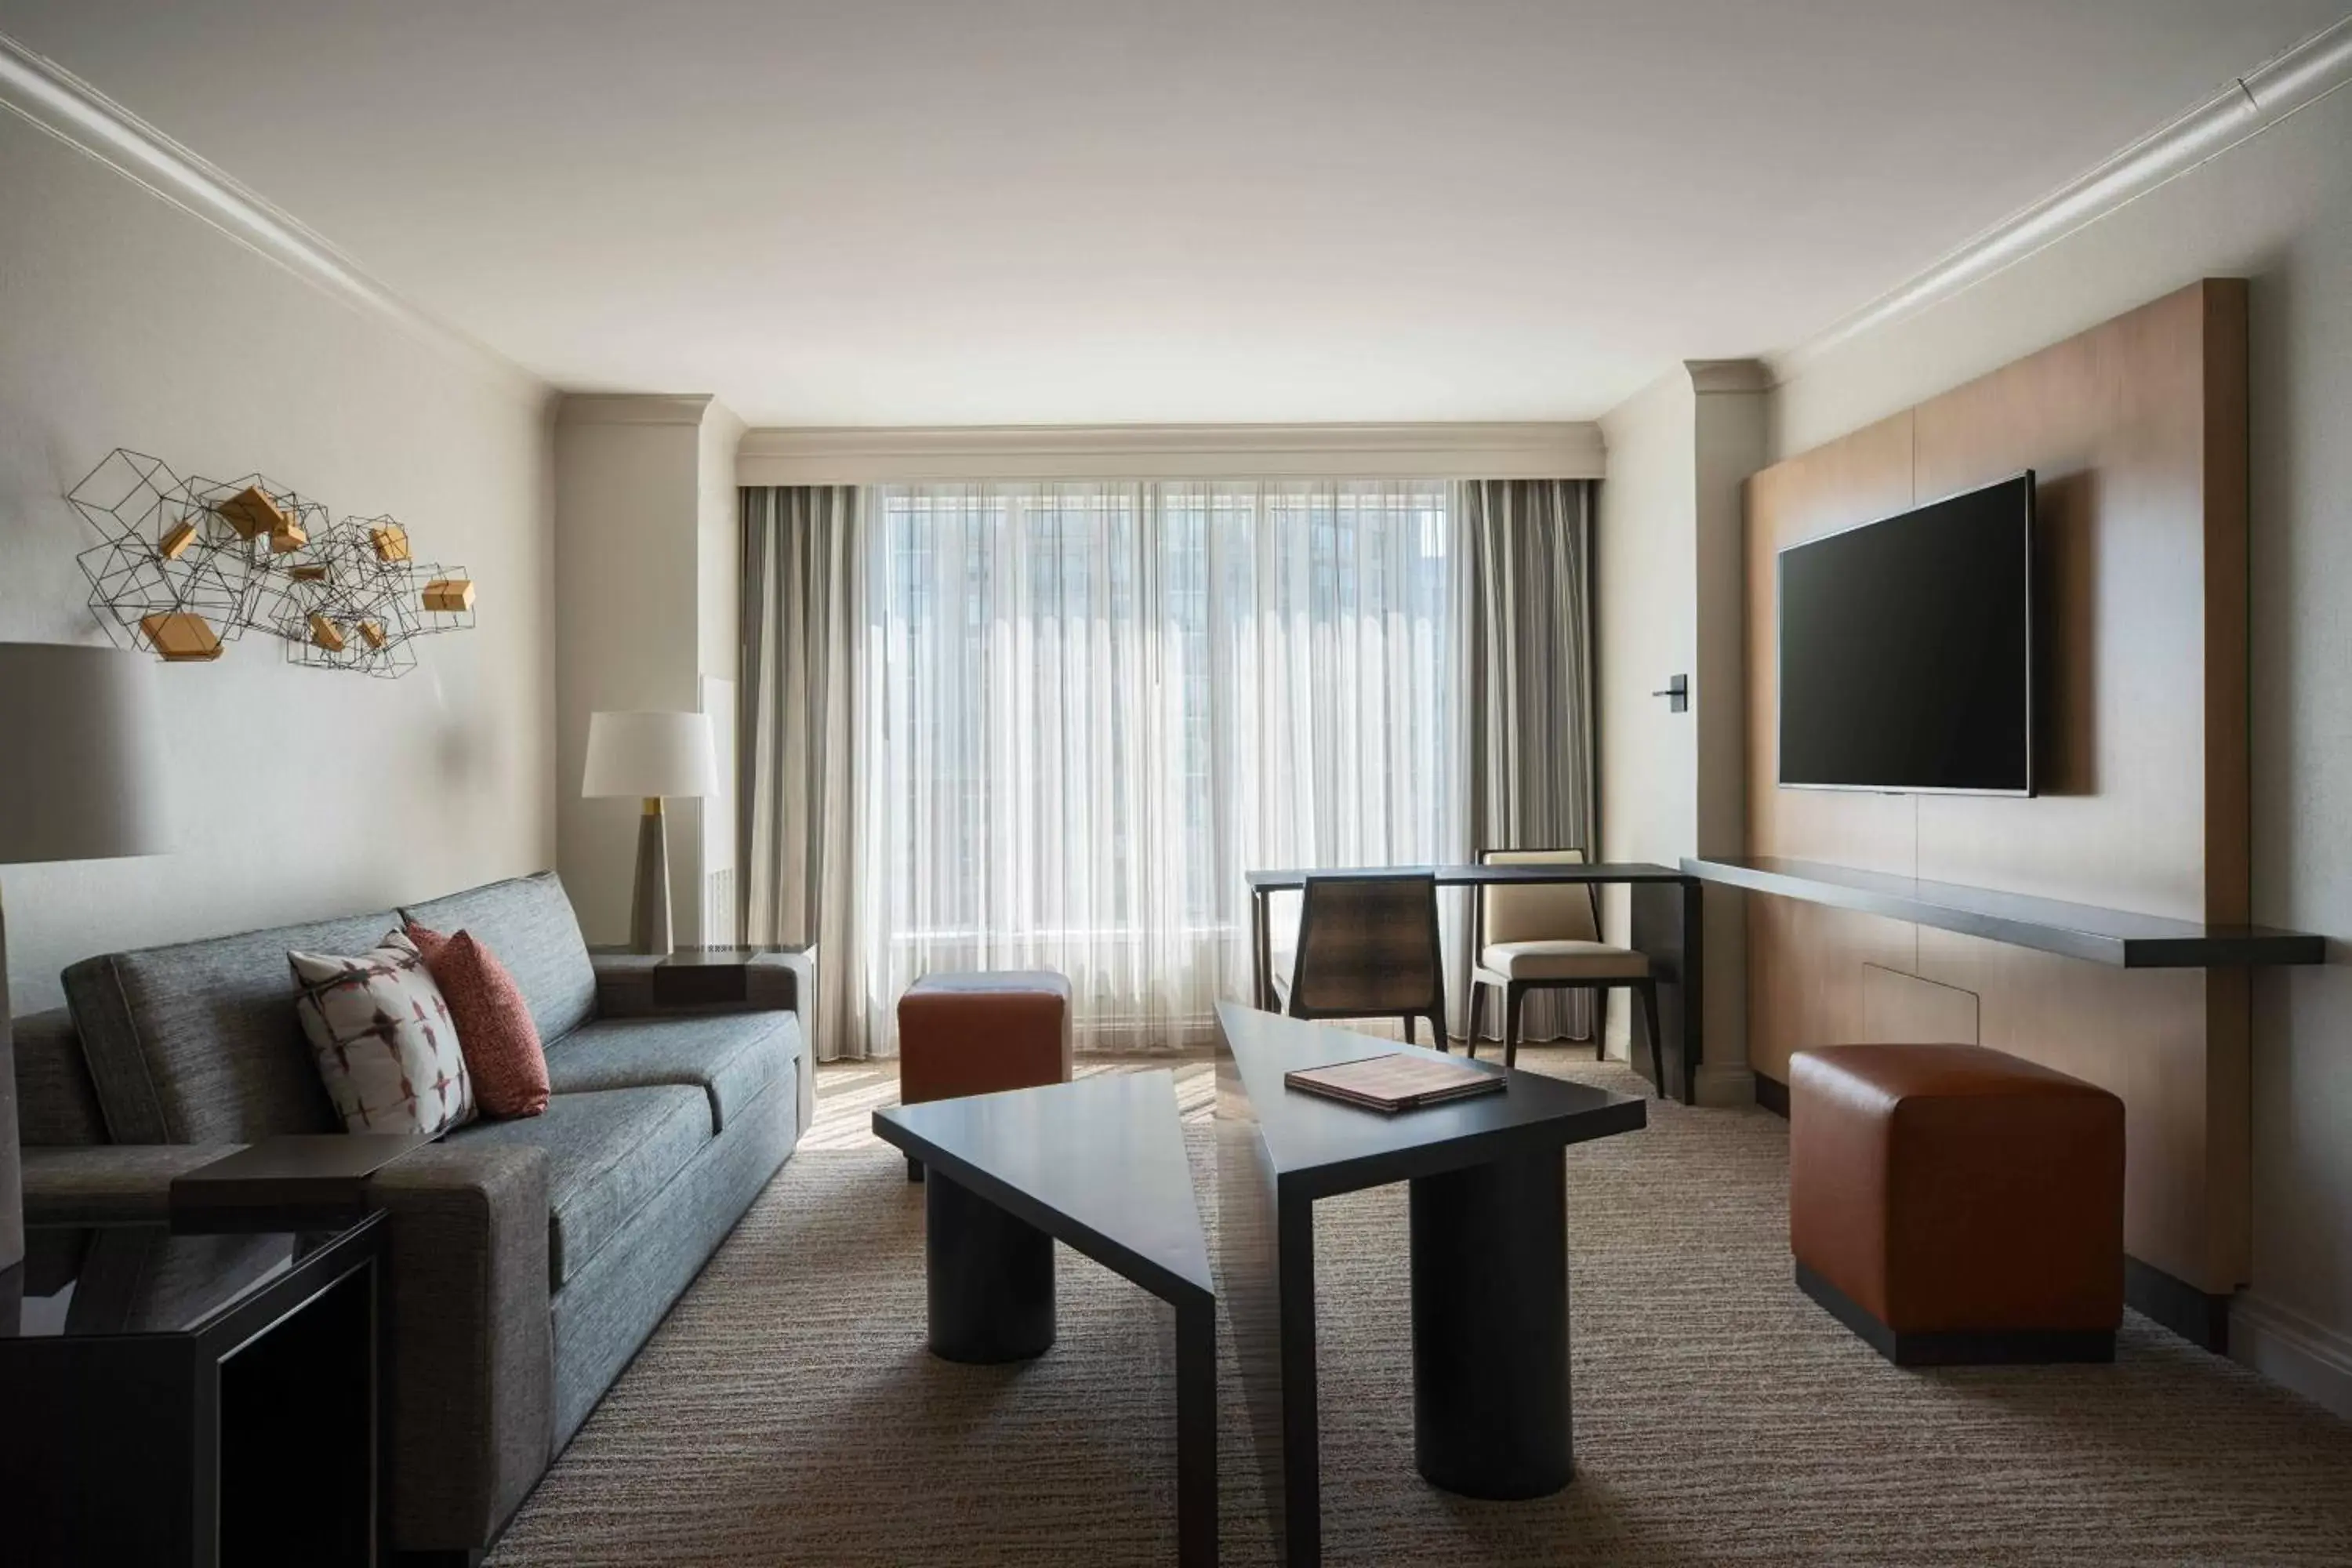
405, 922, 550, 1119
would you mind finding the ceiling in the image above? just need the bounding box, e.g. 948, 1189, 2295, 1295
3, 0, 2345, 425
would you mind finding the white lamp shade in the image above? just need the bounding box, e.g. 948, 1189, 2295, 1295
583, 710, 718, 800
0, 643, 171, 866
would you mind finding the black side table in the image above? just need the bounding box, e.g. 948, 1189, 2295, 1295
0, 1214, 386, 1566
590, 942, 815, 1015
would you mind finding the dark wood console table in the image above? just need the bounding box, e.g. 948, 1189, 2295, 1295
1682, 856, 2325, 967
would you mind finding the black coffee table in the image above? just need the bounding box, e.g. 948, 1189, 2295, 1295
873, 1070, 1216, 1567
1214, 1002, 1646, 1566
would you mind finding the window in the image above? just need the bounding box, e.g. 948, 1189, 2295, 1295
858, 479, 1462, 1051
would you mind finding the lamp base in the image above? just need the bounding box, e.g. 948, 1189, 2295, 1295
630, 797, 674, 956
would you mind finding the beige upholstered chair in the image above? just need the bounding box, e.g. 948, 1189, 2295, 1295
1273, 873, 1449, 1049
1466, 848, 1660, 1087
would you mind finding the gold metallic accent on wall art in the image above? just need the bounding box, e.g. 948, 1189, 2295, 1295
140, 611, 223, 662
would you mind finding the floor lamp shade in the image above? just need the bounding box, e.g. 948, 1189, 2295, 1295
583, 710, 717, 956
0, 643, 172, 865
0, 643, 172, 1278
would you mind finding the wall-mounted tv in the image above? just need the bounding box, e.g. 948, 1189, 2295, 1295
1777, 472, 2034, 795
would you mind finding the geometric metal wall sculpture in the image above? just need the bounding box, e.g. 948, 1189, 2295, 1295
69, 448, 477, 678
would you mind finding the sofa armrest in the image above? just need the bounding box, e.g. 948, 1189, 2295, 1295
367, 1142, 554, 1556
19, 1144, 239, 1224
771, 946, 818, 1136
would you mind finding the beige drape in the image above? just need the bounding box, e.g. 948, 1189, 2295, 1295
1457, 478, 1599, 1044
741, 486, 865, 1060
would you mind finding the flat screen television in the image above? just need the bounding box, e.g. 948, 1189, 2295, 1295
1777, 471, 2034, 795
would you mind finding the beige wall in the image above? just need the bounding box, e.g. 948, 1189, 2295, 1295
1595, 365, 1761, 1098
553, 396, 742, 947
1767, 87, 2352, 1414
0, 112, 556, 1013
1690, 379, 1765, 1091
1598, 369, 1696, 1051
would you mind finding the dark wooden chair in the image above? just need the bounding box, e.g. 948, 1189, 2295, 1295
1272, 873, 1448, 1049
1465, 847, 1661, 1094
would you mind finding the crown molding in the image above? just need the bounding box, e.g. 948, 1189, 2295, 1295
1686, 359, 1771, 395
737, 422, 1606, 485
0, 29, 545, 402
1772, 16, 2352, 383
557, 393, 719, 427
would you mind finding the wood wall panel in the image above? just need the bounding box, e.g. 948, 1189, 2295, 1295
1909, 282, 2232, 916
1860, 963, 1978, 1046
1746, 900, 1914, 1081
1741, 281, 2250, 1293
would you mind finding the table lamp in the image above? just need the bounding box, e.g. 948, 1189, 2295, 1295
582, 710, 717, 956
0, 643, 170, 1276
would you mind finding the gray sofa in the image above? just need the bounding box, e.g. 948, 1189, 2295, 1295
9, 872, 813, 1563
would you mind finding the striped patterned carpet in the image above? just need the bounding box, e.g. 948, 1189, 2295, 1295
485, 1047, 2352, 1567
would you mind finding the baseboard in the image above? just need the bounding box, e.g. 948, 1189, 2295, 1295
2231, 1293, 2352, 1421
1693, 1062, 1755, 1109
2124, 1255, 2231, 1353
1754, 1073, 1789, 1117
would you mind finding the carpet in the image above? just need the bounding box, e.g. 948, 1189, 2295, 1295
484, 1049, 2352, 1566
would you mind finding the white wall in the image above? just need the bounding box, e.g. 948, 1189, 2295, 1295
1595, 364, 1760, 1098
553, 395, 742, 947
1690, 379, 1764, 1091
0, 112, 556, 1013
1597, 371, 1697, 1064
1768, 85, 2352, 1415
696, 402, 745, 942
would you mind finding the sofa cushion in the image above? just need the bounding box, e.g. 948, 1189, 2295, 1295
399, 874, 597, 1046
447, 1085, 710, 1287
1479, 939, 1652, 982
543, 1012, 792, 1134
64, 910, 401, 1144
11, 1007, 107, 1148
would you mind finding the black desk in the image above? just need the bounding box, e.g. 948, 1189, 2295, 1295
1214, 1004, 1645, 1566
873, 1072, 1217, 1568
0, 1215, 385, 1566
1245, 862, 1704, 1102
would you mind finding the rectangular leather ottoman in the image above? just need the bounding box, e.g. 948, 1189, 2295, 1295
1790, 1042, 2124, 1366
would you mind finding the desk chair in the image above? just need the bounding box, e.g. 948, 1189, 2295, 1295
1465, 848, 1661, 1091
1273, 873, 1448, 1049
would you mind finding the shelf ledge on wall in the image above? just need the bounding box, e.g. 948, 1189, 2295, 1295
1682, 855, 2325, 969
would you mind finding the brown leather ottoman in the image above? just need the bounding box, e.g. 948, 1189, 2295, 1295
896, 970, 1073, 1180
1790, 1043, 2124, 1366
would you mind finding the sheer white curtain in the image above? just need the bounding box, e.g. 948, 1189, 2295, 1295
855, 479, 1465, 1055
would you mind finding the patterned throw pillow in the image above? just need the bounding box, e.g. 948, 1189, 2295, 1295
289, 929, 475, 1134
405, 922, 551, 1119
